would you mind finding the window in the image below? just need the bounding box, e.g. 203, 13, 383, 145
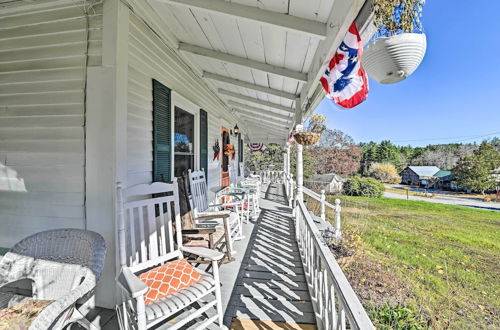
174, 106, 195, 178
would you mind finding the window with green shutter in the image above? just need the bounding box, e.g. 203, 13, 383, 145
199, 109, 208, 179
152, 79, 171, 182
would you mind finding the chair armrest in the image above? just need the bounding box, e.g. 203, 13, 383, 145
195, 213, 230, 220
30, 270, 97, 330
208, 203, 226, 208
116, 267, 148, 299
182, 228, 216, 235
180, 246, 224, 261
220, 201, 243, 207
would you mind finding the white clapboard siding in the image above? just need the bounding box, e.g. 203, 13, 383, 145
0, 1, 102, 247
207, 111, 221, 201
127, 13, 238, 196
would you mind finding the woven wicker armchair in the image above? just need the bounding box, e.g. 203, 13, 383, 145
0, 229, 106, 330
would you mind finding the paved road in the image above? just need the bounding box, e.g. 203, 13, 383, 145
383, 191, 500, 211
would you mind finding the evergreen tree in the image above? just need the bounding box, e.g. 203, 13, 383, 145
453, 142, 500, 194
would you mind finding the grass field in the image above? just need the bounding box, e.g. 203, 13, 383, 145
319, 197, 500, 329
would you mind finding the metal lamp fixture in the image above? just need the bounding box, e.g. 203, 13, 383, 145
233, 124, 239, 135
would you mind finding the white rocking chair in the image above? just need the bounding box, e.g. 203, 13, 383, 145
116, 179, 224, 330
238, 164, 262, 218
188, 169, 244, 251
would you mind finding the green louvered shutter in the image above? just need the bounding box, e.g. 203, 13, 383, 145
200, 109, 208, 180
152, 79, 171, 182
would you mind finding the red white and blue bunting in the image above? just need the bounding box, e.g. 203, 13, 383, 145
320, 22, 368, 109
247, 143, 264, 152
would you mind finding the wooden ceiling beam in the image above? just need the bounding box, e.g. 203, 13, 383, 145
203, 72, 298, 100
219, 89, 295, 114
233, 107, 292, 123
179, 43, 308, 82
155, 0, 327, 39
241, 117, 290, 130
234, 110, 291, 127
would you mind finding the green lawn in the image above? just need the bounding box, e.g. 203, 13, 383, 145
324, 197, 500, 329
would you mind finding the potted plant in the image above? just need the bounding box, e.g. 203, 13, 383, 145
362, 0, 426, 84
293, 114, 326, 146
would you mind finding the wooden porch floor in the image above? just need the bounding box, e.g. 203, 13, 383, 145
221, 183, 315, 327
75, 184, 315, 329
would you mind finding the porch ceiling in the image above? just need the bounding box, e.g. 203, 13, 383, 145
147, 0, 368, 144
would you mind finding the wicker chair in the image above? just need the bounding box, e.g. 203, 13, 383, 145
0, 229, 106, 330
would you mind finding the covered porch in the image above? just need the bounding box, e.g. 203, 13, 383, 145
0, 0, 376, 328
81, 182, 370, 329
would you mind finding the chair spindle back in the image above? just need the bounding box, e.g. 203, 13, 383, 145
117, 179, 182, 270
188, 169, 209, 218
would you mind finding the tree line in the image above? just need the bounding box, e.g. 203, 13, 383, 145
245, 130, 500, 193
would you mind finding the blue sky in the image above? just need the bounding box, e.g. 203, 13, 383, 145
314, 0, 500, 147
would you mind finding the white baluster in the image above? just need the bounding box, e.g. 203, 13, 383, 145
320, 189, 326, 221
335, 199, 342, 241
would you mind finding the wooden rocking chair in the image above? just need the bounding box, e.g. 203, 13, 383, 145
116, 179, 224, 330
188, 169, 244, 251
177, 176, 234, 263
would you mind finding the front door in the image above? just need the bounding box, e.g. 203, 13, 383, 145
221, 127, 230, 187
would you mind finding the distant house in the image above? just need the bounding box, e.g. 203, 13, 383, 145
433, 170, 453, 189
307, 173, 345, 193
400, 166, 441, 186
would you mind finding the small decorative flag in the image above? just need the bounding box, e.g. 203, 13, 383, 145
320, 22, 368, 109
247, 143, 264, 152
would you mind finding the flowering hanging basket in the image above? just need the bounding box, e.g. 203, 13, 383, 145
293, 132, 320, 146
363, 32, 427, 84
363, 0, 427, 84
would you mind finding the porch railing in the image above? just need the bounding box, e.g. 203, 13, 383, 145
302, 187, 342, 240
295, 199, 374, 329
257, 170, 285, 184
284, 173, 294, 207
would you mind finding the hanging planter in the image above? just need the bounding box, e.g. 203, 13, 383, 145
293, 132, 320, 146
362, 0, 426, 84
293, 114, 326, 146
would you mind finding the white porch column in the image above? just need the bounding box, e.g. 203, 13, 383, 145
296, 144, 304, 202
283, 150, 287, 174
286, 144, 291, 176
86, 0, 129, 308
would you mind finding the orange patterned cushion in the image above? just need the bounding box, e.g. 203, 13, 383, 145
139, 259, 203, 305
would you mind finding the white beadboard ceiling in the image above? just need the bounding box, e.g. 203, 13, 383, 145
147, 0, 368, 143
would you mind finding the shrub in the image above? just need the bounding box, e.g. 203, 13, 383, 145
343, 176, 385, 198
327, 227, 362, 259
483, 193, 500, 202
368, 303, 426, 330
368, 162, 401, 183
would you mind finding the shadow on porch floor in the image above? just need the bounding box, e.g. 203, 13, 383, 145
73, 184, 315, 329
